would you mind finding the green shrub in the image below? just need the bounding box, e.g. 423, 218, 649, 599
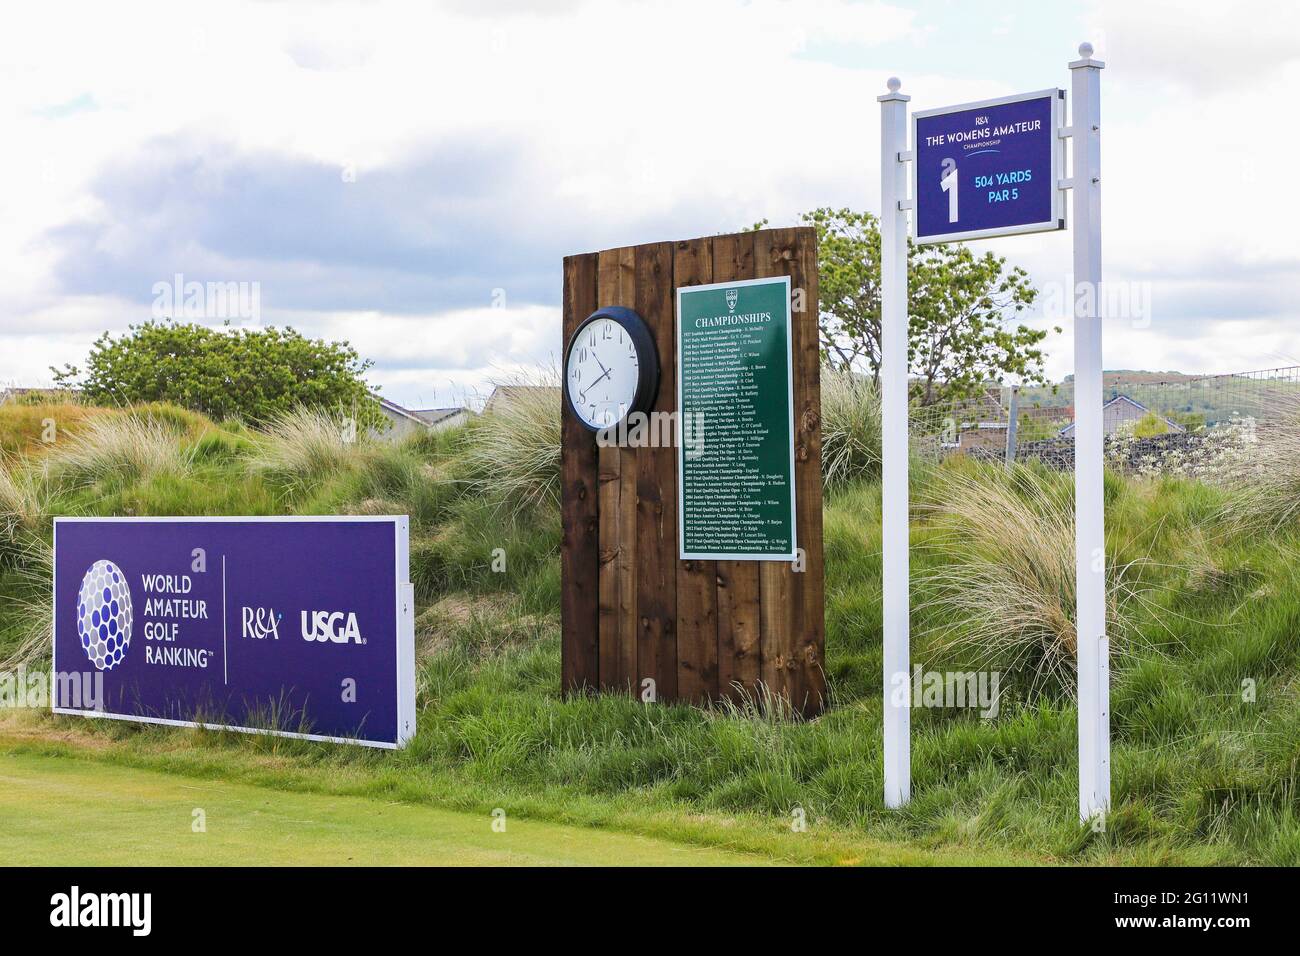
52, 321, 384, 428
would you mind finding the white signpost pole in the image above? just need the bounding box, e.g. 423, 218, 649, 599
879, 76, 911, 808
1068, 42, 1109, 823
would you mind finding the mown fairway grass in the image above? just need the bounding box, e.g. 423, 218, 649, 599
3, 401, 1300, 865
0, 750, 777, 866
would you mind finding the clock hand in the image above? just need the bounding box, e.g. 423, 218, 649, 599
579, 367, 611, 403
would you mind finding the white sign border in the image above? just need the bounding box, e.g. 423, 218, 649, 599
675, 274, 798, 563
911, 87, 1065, 245
51, 514, 415, 750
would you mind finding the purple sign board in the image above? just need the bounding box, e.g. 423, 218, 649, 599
52, 517, 415, 749
913, 89, 1064, 244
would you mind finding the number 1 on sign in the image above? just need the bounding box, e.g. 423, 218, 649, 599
940, 158, 958, 223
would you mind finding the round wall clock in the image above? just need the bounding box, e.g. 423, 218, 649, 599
563, 307, 660, 432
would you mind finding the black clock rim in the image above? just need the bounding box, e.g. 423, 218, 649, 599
563, 306, 661, 433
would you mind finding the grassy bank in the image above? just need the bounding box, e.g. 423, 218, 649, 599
3, 399, 1300, 865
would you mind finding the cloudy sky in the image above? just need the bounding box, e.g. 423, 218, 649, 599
3, 0, 1297, 408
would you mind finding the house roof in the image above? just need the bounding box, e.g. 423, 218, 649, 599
374, 395, 469, 428
409, 408, 468, 426
1057, 394, 1186, 436
484, 385, 560, 410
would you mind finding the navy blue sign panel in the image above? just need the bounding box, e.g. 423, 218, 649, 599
913, 89, 1064, 244
52, 517, 415, 748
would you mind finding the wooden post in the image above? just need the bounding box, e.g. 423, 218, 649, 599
561, 253, 600, 692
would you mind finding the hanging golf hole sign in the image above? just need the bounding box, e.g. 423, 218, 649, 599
879, 44, 1108, 823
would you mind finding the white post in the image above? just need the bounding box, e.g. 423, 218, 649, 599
879, 76, 910, 808
1005, 385, 1020, 466
1069, 42, 1108, 823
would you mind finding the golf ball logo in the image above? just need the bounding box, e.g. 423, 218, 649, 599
76, 559, 133, 671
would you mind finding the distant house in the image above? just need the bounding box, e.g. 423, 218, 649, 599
483, 385, 560, 415
373, 396, 472, 440
1057, 394, 1185, 438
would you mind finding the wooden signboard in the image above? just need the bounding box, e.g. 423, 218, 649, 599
561, 227, 824, 715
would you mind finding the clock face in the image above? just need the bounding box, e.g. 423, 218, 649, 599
566, 316, 642, 430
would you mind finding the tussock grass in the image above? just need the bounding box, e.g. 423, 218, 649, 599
46, 412, 195, 486
249, 406, 368, 493
820, 367, 881, 488
1219, 396, 1300, 533
916, 463, 1142, 695
0, 459, 46, 545
0, 534, 53, 669
462, 370, 560, 511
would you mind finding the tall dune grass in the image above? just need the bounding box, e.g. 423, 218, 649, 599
0, 459, 45, 543
916, 464, 1140, 695
46, 413, 194, 486
463, 370, 560, 510
249, 407, 369, 493
820, 366, 882, 488
1219, 396, 1300, 533
0, 533, 52, 668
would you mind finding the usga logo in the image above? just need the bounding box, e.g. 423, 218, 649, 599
241, 607, 281, 640
301, 610, 365, 644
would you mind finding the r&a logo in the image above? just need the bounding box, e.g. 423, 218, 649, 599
241, 607, 281, 640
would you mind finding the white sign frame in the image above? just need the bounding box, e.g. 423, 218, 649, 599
911, 87, 1066, 245
881, 45, 1108, 823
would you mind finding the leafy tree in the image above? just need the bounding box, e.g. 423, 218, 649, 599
52, 322, 383, 427
799, 208, 1056, 406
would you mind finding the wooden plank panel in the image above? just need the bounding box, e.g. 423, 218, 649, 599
753, 228, 802, 711
565, 229, 822, 715
789, 227, 827, 715
597, 442, 622, 688
711, 232, 762, 704
672, 236, 717, 704
634, 241, 678, 702
560, 252, 600, 693
597, 246, 637, 692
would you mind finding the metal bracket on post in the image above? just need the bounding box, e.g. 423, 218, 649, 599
879, 76, 911, 809
1069, 41, 1109, 826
